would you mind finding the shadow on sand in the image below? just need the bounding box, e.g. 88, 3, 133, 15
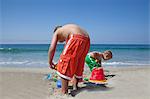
69, 74, 116, 97
69, 82, 114, 97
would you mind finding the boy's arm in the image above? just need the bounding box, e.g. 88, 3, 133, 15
48, 33, 58, 69
94, 52, 103, 64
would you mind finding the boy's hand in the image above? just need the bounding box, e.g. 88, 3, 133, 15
95, 59, 99, 63
95, 59, 101, 64
49, 63, 57, 70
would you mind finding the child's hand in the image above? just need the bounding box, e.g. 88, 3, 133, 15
95, 59, 101, 64
95, 59, 99, 63
49, 63, 57, 70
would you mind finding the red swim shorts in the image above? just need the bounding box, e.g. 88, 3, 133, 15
57, 34, 90, 80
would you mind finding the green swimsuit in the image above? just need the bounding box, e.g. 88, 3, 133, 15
85, 54, 101, 71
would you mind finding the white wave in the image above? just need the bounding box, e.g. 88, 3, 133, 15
0, 48, 12, 51
26, 61, 48, 65
0, 61, 149, 67
0, 61, 29, 65
0, 61, 48, 67
8, 48, 12, 50
102, 62, 150, 66
0, 48, 4, 50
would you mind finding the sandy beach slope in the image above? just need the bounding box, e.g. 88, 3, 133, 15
0, 66, 150, 99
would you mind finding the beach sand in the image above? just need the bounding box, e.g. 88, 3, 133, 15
0, 66, 150, 99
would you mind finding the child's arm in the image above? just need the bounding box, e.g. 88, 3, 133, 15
48, 33, 58, 69
90, 52, 103, 66
94, 52, 103, 62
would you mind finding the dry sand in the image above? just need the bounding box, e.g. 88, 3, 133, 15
0, 66, 150, 99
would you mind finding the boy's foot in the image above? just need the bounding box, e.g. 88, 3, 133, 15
73, 85, 79, 91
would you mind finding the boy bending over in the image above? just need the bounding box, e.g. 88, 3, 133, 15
48, 24, 90, 94
85, 50, 112, 82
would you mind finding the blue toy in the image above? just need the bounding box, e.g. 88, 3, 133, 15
46, 74, 52, 80
57, 80, 62, 88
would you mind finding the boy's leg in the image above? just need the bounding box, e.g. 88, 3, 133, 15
72, 76, 79, 90
61, 77, 69, 94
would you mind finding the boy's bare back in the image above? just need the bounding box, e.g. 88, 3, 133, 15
55, 24, 89, 42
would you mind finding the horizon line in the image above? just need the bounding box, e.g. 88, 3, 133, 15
0, 43, 149, 45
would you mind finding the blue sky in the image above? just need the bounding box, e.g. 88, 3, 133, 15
1, 0, 149, 44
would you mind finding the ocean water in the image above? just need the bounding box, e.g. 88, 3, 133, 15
0, 44, 150, 68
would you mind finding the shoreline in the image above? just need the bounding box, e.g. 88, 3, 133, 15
0, 65, 150, 72
0, 66, 150, 99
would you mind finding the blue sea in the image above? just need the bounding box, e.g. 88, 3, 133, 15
0, 44, 150, 68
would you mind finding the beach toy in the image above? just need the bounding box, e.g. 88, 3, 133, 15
45, 73, 52, 80
56, 80, 62, 88
89, 67, 106, 83
84, 78, 89, 81
53, 77, 57, 82
44, 73, 57, 79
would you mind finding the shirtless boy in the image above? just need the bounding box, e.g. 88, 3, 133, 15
48, 24, 90, 94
